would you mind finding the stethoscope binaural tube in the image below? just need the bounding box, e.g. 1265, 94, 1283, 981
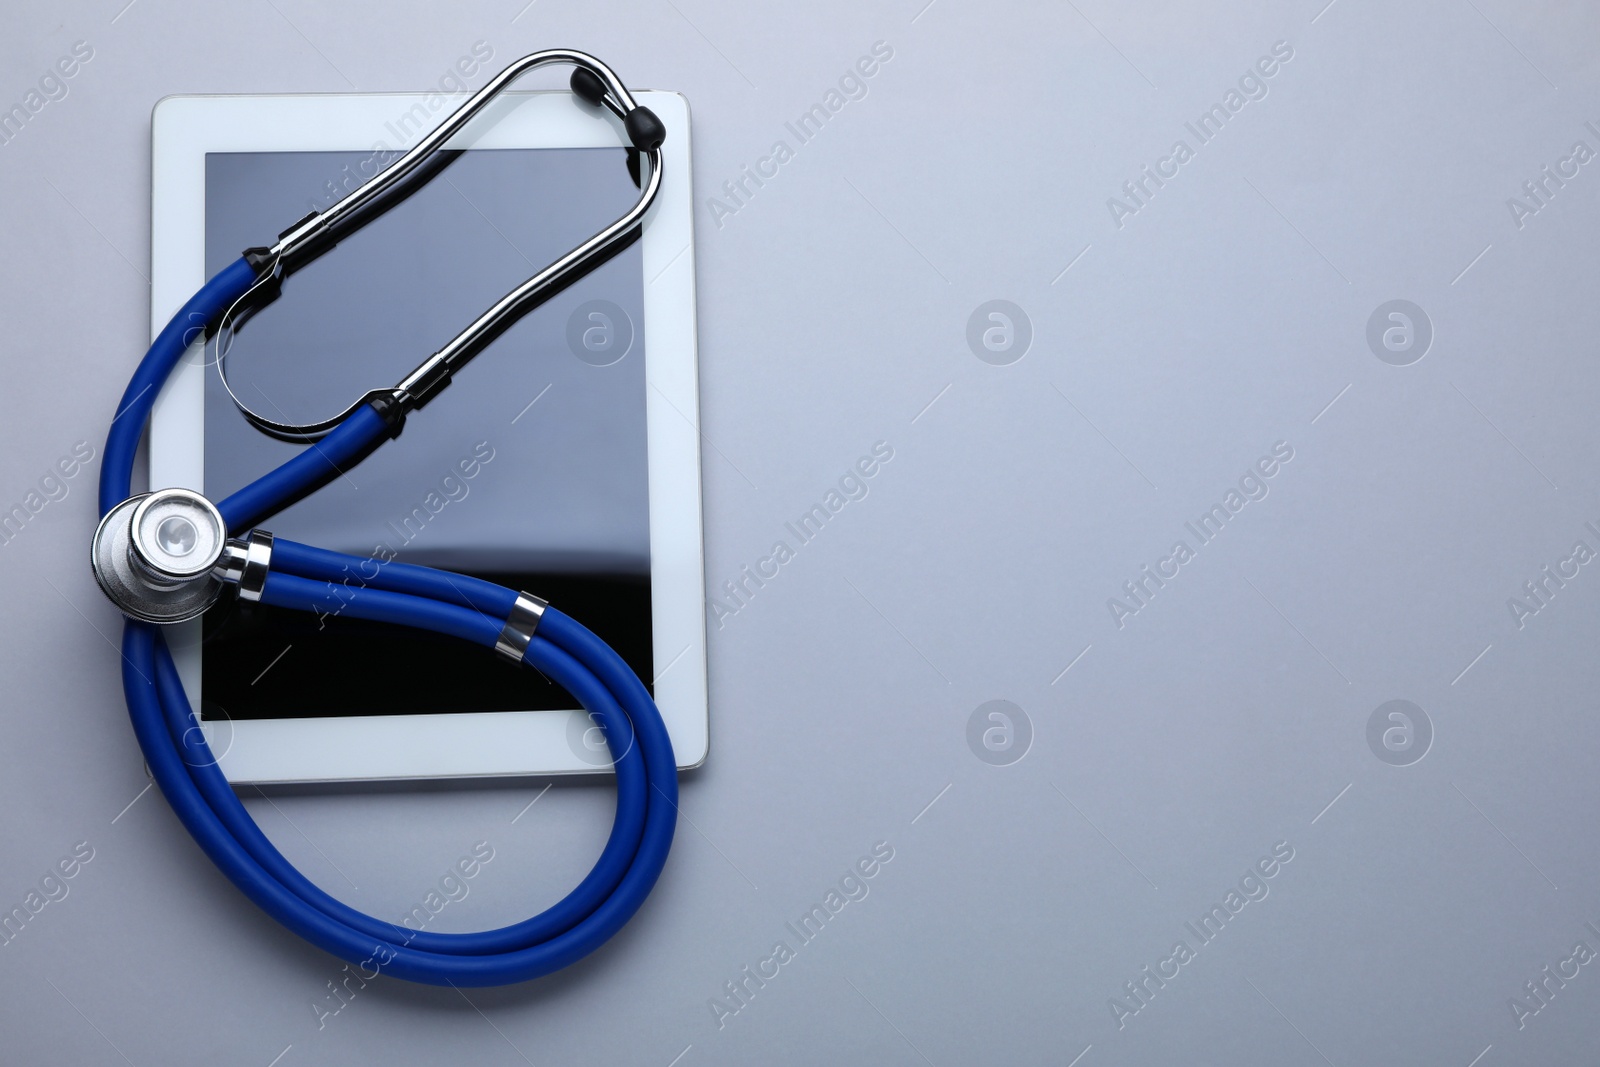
94, 53, 680, 987
216, 48, 665, 443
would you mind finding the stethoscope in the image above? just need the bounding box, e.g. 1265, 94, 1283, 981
90, 51, 677, 987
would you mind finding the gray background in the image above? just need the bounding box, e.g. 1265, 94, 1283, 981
1, 0, 1597, 1064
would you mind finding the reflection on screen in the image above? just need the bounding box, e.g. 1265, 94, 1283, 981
201, 147, 650, 719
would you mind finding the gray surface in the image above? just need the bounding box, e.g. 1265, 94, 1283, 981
1, 1, 1598, 1064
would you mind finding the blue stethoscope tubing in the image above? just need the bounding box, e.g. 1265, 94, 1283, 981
99, 257, 679, 986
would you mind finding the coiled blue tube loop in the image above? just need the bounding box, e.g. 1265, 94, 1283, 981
105, 259, 678, 986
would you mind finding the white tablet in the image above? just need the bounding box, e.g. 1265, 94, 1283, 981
148, 88, 707, 783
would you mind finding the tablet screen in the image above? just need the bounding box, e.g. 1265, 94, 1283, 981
200, 146, 652, 719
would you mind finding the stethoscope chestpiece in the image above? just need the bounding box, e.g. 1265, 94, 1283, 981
92, 488, 231, 624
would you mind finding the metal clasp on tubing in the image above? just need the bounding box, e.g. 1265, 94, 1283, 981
495, 592, 548, 664
214, 530, 274, 603
214, 49, 668, 442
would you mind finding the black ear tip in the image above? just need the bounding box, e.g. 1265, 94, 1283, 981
624, 107, 666, 150
571, 67, 607, 106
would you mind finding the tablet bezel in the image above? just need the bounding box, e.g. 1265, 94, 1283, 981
149, 88, 707, 782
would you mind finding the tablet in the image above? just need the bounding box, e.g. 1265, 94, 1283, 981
147, 88, 707, 783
